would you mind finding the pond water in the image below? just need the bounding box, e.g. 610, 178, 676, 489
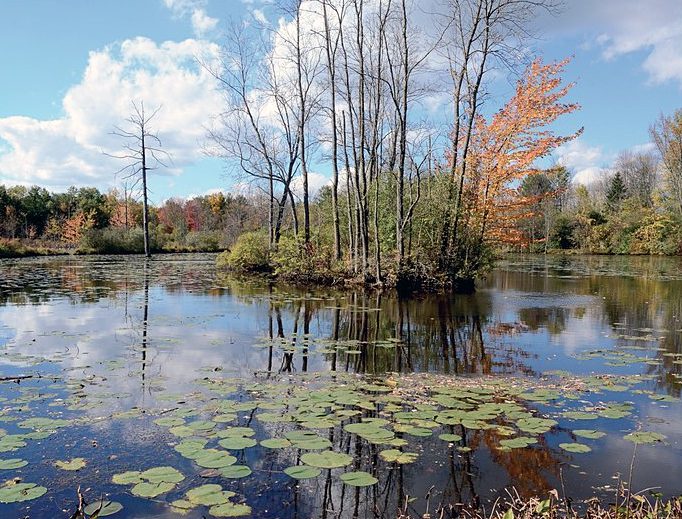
0, 253, 681, 518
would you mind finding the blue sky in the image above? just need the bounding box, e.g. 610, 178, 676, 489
1, 0, 681, 203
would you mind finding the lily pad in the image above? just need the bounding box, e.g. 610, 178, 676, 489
559, 442, 592, 453
55, 457, 86, 471
112, 471, 142, 485
186, 484, 233, 506
220, 465, 252, 479
83, 500, 124, 517
573, 429, 606, 439
208, 502, 252, 517
301, 451, 353, 469
340, 471, 378, 487
131, 481, 175, 498
140, 466, 184, 484
624, 431, 666, 444
0, 482, 47, 503
194, 449, 238, 469
379, 449, 419, 464
438, 434, 462, 442
0, 458, 27, 470
284, 465, 322, 479
218, 436, 257, 450
260, 438, 291, 449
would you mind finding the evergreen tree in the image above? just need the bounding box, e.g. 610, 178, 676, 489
606, 171, 627, 212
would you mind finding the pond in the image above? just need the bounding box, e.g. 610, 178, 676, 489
0, 253, 681, 518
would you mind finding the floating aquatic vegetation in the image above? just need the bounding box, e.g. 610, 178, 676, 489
340, 471, 378, 487
54, 457, 86, 471
83, 500, 123, 517
623, 431, 666, 444
112, 466, 184, 497
559, 443, 592, 453
0, 481, 47, 503
301, 451, 353, 469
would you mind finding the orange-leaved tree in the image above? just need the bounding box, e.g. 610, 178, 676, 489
456, 58, 581, 265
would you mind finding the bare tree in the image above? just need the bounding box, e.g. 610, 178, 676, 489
109, 101, 169, 257
204, 22, 300, 246
650, 109, 682, 215
613, 150, 658, 208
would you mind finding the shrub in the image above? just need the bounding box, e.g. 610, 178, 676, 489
216, 231, 270, 272
184, 230, 224, 252
271, 236, 341, 284
79, 228, 147, 254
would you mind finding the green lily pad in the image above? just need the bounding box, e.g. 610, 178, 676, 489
140, 466, 184, 484
193, 449, 238, 469
220, 465, 252, 479
112, 471, 142, 485
186, 484, 233, 506
83, 500, 124, 517
379, 449, 419, 464
0, 458, 27, 470
438, 434, 462, 442
516, 417, 557, 434
340, 471, 378, 487
171, 499, 195, 511
284, 465, 322, 479
624, 431, 666, 444
562, 411, 598, 420
499, 437, 537, 449
573, 429, 606, 439
218, 436, 257, 450
131, 481, 175, 498
260, 438, 291, 449
301, 451, 353, 469
55, 457, 86, 471
175, 439, 208, 459
0, 482, 47, 503
208, 502, 252, 517
559, 442, 592, 453
154, 417, 185, 427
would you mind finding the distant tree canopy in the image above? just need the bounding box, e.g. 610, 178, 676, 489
0, 185, 265, 253
510, 107, 682, 256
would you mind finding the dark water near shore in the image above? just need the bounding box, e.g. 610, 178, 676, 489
0, 253, 681, 518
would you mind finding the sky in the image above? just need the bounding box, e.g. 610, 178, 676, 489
0, 0, 681, 204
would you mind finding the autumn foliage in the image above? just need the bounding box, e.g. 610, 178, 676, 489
459, 59, 581, 247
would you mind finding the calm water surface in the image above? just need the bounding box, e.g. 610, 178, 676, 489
0, 253, 681, 518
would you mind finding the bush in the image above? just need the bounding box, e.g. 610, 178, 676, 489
184, 230, 224, 252
271, 236, 342, 284
79, 227, 147, 254
216, 231, 270, 272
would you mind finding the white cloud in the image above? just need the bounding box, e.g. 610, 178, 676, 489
290, 171, 330, 199
536, 1, 682, 88
0, 37, 225, 192
191, 8, 219, 37
163, 0, 219, 38
554, 139, 607, 185
251, 9, 268, 26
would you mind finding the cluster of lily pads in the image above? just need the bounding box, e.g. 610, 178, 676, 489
0, 350, 679, 516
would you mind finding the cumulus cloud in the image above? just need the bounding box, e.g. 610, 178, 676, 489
191, 9, 219, 37
554, 139, 608, 185
536, 0, 682, 88
0, 37, 225, 192
163, 0, 219, 38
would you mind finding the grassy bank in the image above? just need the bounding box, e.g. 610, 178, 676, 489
399, 490, 682, 518
0, 239, 69, 258
0, 236, 226, 259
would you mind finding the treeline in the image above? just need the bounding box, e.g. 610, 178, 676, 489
518, 108, 682, 255
0, 184, 264, 255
